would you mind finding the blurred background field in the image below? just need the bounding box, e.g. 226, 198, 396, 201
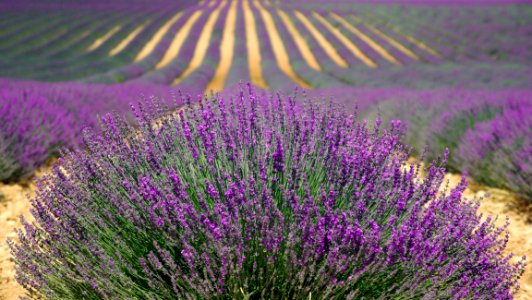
0, 0, 530, 299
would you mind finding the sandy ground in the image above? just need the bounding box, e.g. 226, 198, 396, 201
0, 182, 34, 300
0, 170, 531, 299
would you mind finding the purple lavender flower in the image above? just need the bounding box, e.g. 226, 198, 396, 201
0, 78, 178, 182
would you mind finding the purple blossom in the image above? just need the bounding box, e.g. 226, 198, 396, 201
0, 78, 179, 181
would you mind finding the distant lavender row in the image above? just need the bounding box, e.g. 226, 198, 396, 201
280, 4, 531, 65
1, 2, 530, 89
455, 101, 531, 199
353, 5, 532, 63
0, 79, 179, 182
308, 87, 532, 199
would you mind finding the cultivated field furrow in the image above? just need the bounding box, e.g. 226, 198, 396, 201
345, 15, 424, 63
79, 5, 203, 84
343, 16, 418, 66
253, 0, 310, 88
329, 12, 401, 66
0, 12, 72, 51
2, 10, 122, 64
0, 12, 66, 48
293, 9, 348, 69
155, 10, 204, 70
277, 9, 321, 72
223, 0, 251, 89
0, 11, 137, 79
396, 7, 496, 61
88, 9, 191, 84
362, 9, 459, 60
205, 0, 238, 92
176, 1, 230, 92
244, 0, 291, 90
360, 19, 442, 64
19, 14, 155, 80
51, 14, 131, 59
311, 10, 378, 68
137, 5, 218, 85
0, 12, 85, 56
135, 11, 184, 63
172, 0, 227, 86
242, 0, 268, 89
294, 8, 382, 86
109, 20, 151, 57
86, 25, 123, 52
280, 9, 352, 86
270, 7, 344, 88
128, 6, 210, 84
0, 12, 43, 35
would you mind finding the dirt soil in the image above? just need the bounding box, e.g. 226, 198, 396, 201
0, 182, 34, 300
1, 170, 531, 299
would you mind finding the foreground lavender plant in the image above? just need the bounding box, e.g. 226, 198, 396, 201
10, 86, 525, 299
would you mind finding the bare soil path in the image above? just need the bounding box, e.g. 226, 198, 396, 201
0, 182, 34, 300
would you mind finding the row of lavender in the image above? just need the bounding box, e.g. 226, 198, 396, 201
0, 79, 181, 182
0, 5, 171, 80
9, 87, 525, 299
300, 4, 530, 63
310, 87, 532, 200
0, 0, 225, 83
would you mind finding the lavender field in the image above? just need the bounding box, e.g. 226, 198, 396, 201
0, 0, 531, 299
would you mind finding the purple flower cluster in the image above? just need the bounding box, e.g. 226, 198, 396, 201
0, 88, 75, 181
10, 86, 524, 299
0, 78, 178, 181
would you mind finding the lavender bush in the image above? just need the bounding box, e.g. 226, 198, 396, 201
10, 86, 524, 299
